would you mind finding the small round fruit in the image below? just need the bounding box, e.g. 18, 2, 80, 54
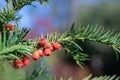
45, 42, 51, 48
43, 48, 51, 56
37, 50, 43, 57
49, 46, 54, 51
22, 56, 30, 66
14, 60, 23, 68
53, 42, 62, 50
5, 24, 14, 31
39, 37, 47, 47
32, 50, 40, 60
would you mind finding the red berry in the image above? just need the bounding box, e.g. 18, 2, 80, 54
22, 56, 30, 66
43, 48, 51, 56
53, 42, 62, 50
5, 24, 14, 31
14, 60, 23, 68
39, 37, 47, 47
45, 42, 51, 48
37, 50, 43, 57
32, 50, 40, 60
49, 46, 54, 51
44, 42, 54, 51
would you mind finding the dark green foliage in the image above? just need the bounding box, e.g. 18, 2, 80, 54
0, 26, 33, 60
75, 25, 120, 59
53, 24, 120, 66
74, 25, 120, 47
61, 41, 89, 67
0, 1, 17, 24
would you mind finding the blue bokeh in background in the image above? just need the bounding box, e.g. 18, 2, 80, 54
0, 0, 101, 29
0, 0, 118, 34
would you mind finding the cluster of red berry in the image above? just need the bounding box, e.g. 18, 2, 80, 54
14, 56, 30, 69
13, 37, 62, 69
4, 24, 62, 68
1, 24, 14, 36
32, 38, 62, 60
5, 24, 14, 31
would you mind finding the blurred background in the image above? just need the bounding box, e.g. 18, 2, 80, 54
0, 0, 120, 80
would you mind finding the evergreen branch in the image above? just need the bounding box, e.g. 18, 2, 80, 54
45, 32, 60, 42
73, 25, 120, 58
39, 32, 89, 67
74, 25, 120, 47
112, 45, 120, 60
0, 45, 33, 55
0, 25, 33, 60
62, 40, 89, 67
29, 24, 120, 67
57, 25, 120, 61
0, 1, 16, 24
83, 74, 120, 80
16, 28, 30, 44
6, 26, 30, 46
0, 0, 48, 25
5, 0, 48, 11
0, 55, 11, 60
0, 0, 120, 79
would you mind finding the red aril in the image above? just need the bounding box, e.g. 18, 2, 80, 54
14, 60, 23, 68
39, 37, 47, 47
22, 56, 30, 66
32, 50, 40, 60
5, 24, 14, 31
43, 48, 51, 56
53, 42, 62, 50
